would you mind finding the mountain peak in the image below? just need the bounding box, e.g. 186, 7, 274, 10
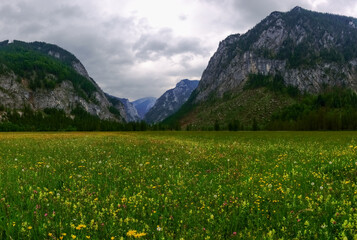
0, 40, 124, 123
145, 79, 199, 123
169, 7, 357, 129
290, 6, 305, 13
132, 97, 157, 119
176, 79, 199, 88
176, 79, 190, 87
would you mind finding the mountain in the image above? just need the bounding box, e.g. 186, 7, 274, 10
118, 98, 140, 122
0, 40, 125, 130
106, 95, 156, 122
165, 7, 357, 130
105, 94, 141, 122
132, 97, 157, 119
145, 79, 199, 123
104, 93, 131, 121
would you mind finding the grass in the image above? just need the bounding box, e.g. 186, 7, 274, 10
178, 88, 296, 130
0, 131, 356, 239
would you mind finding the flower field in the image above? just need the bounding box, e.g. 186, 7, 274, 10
0, 131, 356, 239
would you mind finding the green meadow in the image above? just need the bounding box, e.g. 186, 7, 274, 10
0, 132, 356, 239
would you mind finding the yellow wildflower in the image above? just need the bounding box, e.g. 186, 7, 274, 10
127, 230, 137, 237
76, 224, 87, 230
134, 232, 147, 238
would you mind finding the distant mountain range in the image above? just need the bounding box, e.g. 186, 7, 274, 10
106, 95, 157, 122
0, 40, 191, 128
145, 79, 199, 123
2, 6, 357, 130
104, 94, 139, 122
132, 97, 157, 119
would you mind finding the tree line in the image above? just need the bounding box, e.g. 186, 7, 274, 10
0, 106, 150, 132
2, 87, 357, 132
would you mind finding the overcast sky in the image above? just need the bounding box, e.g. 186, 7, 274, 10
1, 0, 357, 100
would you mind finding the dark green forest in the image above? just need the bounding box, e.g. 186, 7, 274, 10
0, 106, 150, 132
243, 73, 300, 97
2, 85, 357, 132
267, 88, 357, 130
244, 74, 357, 130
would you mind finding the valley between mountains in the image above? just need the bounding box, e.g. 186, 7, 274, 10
2, 6, 357, 131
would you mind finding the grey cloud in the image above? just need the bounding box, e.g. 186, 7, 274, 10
52, 4, 84, 19
133, 28, 209, 61
172, 38, 207, 55
179, 15, 188, 21
196, 0, 326, 35
0, 1, 86, 39
19, 23, 45, 36
0, 4, 16, 19
200, 0, 357, 33
316, 1, 357, 16
134, 35, 169, 60
216, 0, 296, 31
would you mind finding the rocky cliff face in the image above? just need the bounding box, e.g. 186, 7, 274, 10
105, 93, 141, 122
0, 40, 122, 121
145, 79, 199, 123
0, 77, 116, 120
104, 93, 128, 121
132, 97, 157, 119
194, 6, 357, 103
118, 98, 141, 122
